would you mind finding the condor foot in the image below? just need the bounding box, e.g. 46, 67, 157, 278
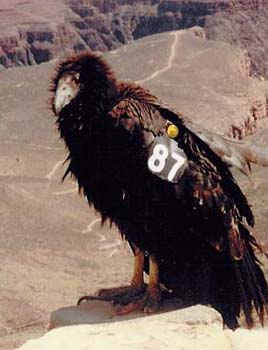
77, 284, 146, 305
115, 285, 161, 315
77, 284, 161, 315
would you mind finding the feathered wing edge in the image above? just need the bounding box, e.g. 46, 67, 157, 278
184, 120, 268, 177
154, 103, 268, 176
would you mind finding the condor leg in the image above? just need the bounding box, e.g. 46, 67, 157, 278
115, 254, 161, 315
144, 255, 161, 313
97, 245, 145, 298
77, 245, 145, 305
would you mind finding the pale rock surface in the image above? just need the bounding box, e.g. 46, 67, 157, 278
18, 304, 232, 350
17, 302, 268, 350
226, 328, 268, 350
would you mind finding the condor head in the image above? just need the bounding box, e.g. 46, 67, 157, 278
51, 52, 117, 116
53, 69, 80, 115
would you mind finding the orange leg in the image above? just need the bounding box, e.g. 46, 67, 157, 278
131, 246, 145, 287
77, 245, 145, 305
144, 255, 161, 313
97, 245, 145, 298
115, 254, 161, 315
78, 248, 161, 314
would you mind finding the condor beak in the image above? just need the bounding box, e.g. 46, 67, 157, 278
54, 78, 79, 115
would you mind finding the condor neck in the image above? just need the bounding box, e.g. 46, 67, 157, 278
84, 77, 118, 118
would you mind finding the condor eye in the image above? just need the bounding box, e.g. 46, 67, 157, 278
73, 73, 80, 83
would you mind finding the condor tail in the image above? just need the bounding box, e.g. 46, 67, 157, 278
230, 223, 268, 328
213, 223, 268, 329
158, 223, 268, 329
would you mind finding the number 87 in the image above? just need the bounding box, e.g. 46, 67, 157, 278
148, 144, 185, 182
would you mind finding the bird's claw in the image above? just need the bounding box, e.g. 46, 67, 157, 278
77, 284, 161, 314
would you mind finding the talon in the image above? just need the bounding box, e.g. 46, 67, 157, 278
144, 286, 162, 314
115, 298, 146, 315
77, 292, 117, 305
77, 295, 101, 305
77, 296, 88, 305
143, 299, 161, 314
77, 284, 147, 308
77, 252, 162, 316
143, 305, 159, 314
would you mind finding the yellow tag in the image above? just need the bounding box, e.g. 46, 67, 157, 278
167, 124, 179, 138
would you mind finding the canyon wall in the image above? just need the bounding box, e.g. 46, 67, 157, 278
1, 0, 268, 78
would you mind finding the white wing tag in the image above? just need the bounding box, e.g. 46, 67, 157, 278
147, 135, 187, 183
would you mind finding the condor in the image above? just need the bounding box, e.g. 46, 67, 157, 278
51, 52, 268, 329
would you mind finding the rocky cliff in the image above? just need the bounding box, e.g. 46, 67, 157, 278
1, 0, 268, 78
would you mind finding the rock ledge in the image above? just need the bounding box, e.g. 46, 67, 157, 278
18, 303, 231, 350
